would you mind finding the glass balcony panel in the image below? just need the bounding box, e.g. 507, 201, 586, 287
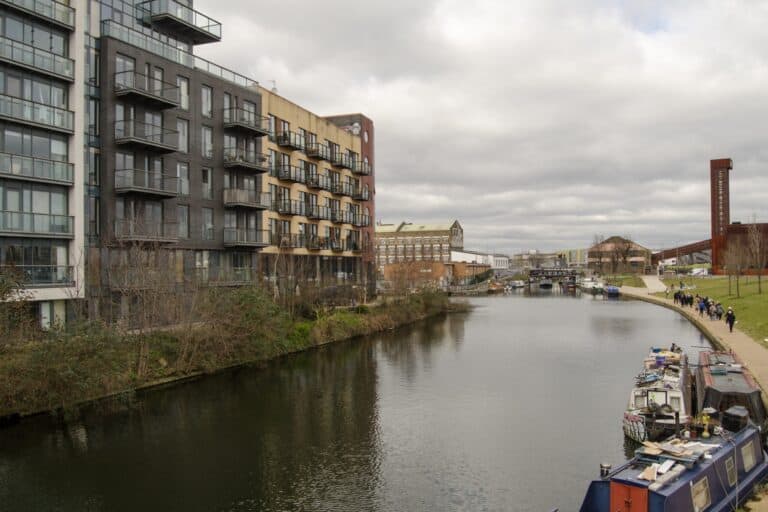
0, 152, 73, 183
0, 94, 74, 132
0, 211, 73, 236
115, 120, 178, 151
114, 70, 180, 108
0, 0, 75, 28
0, 35, 74, 80
115, 169, 178, 196
138, 0, 222, 43
1, 264, 74, 286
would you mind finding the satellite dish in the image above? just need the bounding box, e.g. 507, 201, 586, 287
350, 122, 361, 135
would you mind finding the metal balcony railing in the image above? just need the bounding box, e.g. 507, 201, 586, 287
330, 209, 346, 224
329, 239, 344, 252
354, 160, 373, 176
273, 199, 306, 216
274, 164, 305, 183
223, 189, 271, 209
306, 205, 331, 220
329, 181, 345, 195
0, 94, 74, 132
114, 70, 180, 108
331, 151, 346, 167
223, 228, 269, 246
223, 147, 270, 172
352, 187, 370, 201
0, 152, 73, 184
275, 130, 305, 151
114, 169, 179, 196
271, 232, 306, 249
0, 35, 74, 80
223, 107, 270, 136
305, 142, 331, 160
0, 264, 74, 286
306, 173, 330, 190
353, 214, 371, 227
114, 120, 178, 152
137, 0, 222, 44
114, 219, 178, 242
0, 210, 73, 237
0, 0, 75, 29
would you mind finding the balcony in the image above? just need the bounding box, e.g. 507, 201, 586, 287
271, 233, 305, 249
275, 130, 305, 151
114, 120, 178, 153
137, 0, 222, 45
115, 169, 179, 198
305, 142, 330, 160
306, 236, 322, 251
353, 161, 373, 176
0, 211, 73, 238
223, 228, 269, 248
306, 205, 330, 221
0, 94, 74, 133
0, 35, 74, 81
223, 147, 270, 173
0, 152, 73, 185
0, 264, 74, 286
195, 267, 256, 287
223, 108, 270, 137
347, 240, 363, 253
114, 71, 180, 110
353, 214, 371, 227
114, 219, 178, 243
330, 209, 346, 224
0, 264, 74, 287
0, 0, 75, 30
274, 164, 305, 184
352, 187, 370, 201
329, 181, 345, 196
223, 189, 271, 209
306, 173, 330, 191
330, 151, 346, 167
330, 239, 344, 252
273, 199, 306, 217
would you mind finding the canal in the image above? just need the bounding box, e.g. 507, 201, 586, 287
0, 293, 710, 511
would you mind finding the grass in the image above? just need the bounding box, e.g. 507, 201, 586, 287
659, 276, 768, 345
605, 274, 646, 288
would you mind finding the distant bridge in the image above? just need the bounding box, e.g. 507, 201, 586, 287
528, 268, 579, 280
652, 239, 712, 265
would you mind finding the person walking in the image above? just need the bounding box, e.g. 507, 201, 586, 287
725, 307, 736, 333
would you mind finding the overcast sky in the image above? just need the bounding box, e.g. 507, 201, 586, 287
196, 0, 768, 254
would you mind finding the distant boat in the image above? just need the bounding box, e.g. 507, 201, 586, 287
579, 277, 604, 294
604, 285, 620, 297
538, 278, 553, 289
509, 280, 526, 289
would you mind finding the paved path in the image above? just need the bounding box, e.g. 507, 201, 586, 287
623, 275, 768, 509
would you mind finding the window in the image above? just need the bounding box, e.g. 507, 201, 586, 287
268, 114, 275, 135
177, 76, 189, 110
201, 126, 213, 158
201, 85, 212, 117
725, 457, 737, 487
176, 162, 189, 195
177, 205, 189, 238
115, 54, 135, 88
202, 208, 214, 240
152, 67, 164, 96
177, 119, 188, 153
691, 477, 710, 512
742, 440, 756, 472
201, 167, 212, 199
223, 93, 231, 121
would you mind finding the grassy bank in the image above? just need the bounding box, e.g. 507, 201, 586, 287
605, 274, 646, 288
0, 289, 461, 418
659, 276, 768, 345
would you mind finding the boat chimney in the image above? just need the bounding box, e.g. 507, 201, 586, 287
675, 411, 680, 437
600, 463, 612, 477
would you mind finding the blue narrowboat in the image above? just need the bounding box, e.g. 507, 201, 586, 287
604, 285, 621, 297
579, 409, 768, 512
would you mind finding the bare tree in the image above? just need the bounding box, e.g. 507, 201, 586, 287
614, 236, 635, 274
722, 238, 749, 298
747, 219, 766, 294
0, 266, 35, 343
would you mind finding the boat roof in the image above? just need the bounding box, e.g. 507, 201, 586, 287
607, 425, 760, 498
699, 351, 759, 395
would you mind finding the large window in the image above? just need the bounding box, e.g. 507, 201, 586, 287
176, 162, 189, 196
1, 13, 68, 57
201, 85, 212, 118
177, 118, 188, 153
177, 205, 189, 239
201, 167, 212, 199
177, 76, 189, 110
0, 124, 68, 161
0, 65, 68, 107
201, 126, 213, 158
202, 207, 214, 240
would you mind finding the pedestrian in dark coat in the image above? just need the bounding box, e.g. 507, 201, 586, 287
725, 307, 736, 333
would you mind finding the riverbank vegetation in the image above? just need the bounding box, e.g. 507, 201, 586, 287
0, 287, 461, 418
659, 276, 768, 345
605, 274, 646, 288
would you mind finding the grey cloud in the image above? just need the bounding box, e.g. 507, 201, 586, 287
195, 0, 768, 254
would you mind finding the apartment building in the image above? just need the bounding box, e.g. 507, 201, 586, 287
0, 0, 86, 328
0, 0, 375, 326
259, 88, 375, 293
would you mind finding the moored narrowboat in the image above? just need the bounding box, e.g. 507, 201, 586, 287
580, 408, 768, 512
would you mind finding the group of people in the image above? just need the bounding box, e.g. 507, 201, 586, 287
669, 289, 737, 333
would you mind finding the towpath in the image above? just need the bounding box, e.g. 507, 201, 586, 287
622, 276, 768, 510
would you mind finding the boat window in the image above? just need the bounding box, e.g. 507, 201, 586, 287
691, 477, 711, 512
741, 440, 756, 473
725, 456, 737, 487
648, 390, 666, 406
634, 394, 645, 408
670, 396, 681, 411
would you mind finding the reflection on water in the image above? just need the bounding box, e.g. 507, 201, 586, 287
0, 295, 709, 511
